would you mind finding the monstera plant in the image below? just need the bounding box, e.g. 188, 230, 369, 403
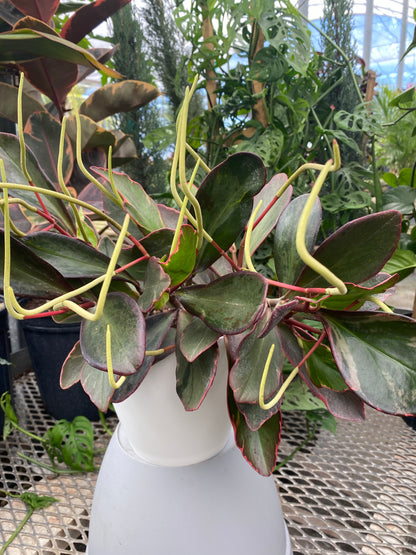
0, 0, 159, 191
1, 75, 416, 476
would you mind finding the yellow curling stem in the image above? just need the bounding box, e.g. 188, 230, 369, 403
295, 155, 347, 296
107, 145, 123, 205
57, 116, 87, 240
17, 74, 31, 185
0, 182, 124, 233
4, 214, 130, 321
258, 344, 299, 410
244, 199, 263, 271
74, 111, 123, 207
106, 325, 126, 390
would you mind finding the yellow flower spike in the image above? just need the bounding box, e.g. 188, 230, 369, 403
107, 145, 124, 205
295, 159, 347, 296
17, 74, 32, 185
185, 143, 211, 174
57, 116, 88, 240
259, 343, 300, 410
244, 199, 263, 272
74, 111, 123, 207
106, 324, 126, 390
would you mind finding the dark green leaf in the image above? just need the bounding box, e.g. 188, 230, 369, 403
302, 342, 348, 391
81, 292, 145, 375
138, 257, 170, 312
320, 273, 399, 311
389, 87, 415, 107
230, 317, 283, 404
0, 133, 75, 231
176, 271, 267, 334
112, 310, 177, 402
60, 342, 114, 412
195, 153, 266, 269
229, 389, 281, 476
274, 194, 321, 285
0, 231, 73, 298
297, 211, 402, 288
180, 316, 220, 362
322, 311, 416, 414
0, 28, 121, 77
20, 232, 118, 279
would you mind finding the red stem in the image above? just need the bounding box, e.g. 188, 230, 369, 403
267, 278, 327, 295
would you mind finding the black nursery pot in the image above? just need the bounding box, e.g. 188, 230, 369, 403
0, 298, 11, 434
21, 316, 100, 421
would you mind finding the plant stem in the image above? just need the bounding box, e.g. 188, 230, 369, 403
0, 504, 34, 554
17, 452, 81, 474
273, 423, 318, 471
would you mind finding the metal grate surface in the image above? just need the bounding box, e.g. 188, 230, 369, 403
1, 372, 416, 554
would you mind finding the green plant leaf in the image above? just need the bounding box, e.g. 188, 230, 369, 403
0, 391, 18, 440
0, 133, 75, 231
297, 211, 402, 289
0, 231, 73, 298
302, 342, 348, 391
230, 317, 283, 404
0, 27, 121, 77
138, 257, 171, 312
249, 174, 292, 254
24, 112, 74, 187
389, 87, 415, 107
176, 271, 267, 334
19, 491, 58, 509
43, 416, 95, 471
322, 311, 416, 414
279, 323, 366, 421
0, 81, 47, 124
280, 377, 327, 411
80, 292, 145, 376
112, 310, 177, 402
382, 248, 416, 282
176, 311, 219, 410
61, 342, 114, 412
382, 186, 416, 214
320, 273, 399, 311
92, 168, 164, 234
180, 316, 220, 362
161, 225, 197, 286
274, 194, 321, 285
229, 389, 281, 476
20, 232, 120, 279
195, 153, 266, 270
79, 80, 160, 123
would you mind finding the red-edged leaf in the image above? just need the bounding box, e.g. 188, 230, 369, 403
279, 323, 366, 421
80, 292, 145, 376
10, 0, 60, 21
111, 310, 176, 402
61, 0, 132, 44
229, 388, 281, 476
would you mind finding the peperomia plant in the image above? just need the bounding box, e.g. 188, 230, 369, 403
1, 75, 416, 476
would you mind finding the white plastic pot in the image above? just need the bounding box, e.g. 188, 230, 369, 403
87, 344, 292, 555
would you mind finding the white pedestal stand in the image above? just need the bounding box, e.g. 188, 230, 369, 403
87, 344, 292, 554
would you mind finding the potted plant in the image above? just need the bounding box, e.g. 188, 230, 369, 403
0, 0, 160, 419
1, 74, 416, 552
